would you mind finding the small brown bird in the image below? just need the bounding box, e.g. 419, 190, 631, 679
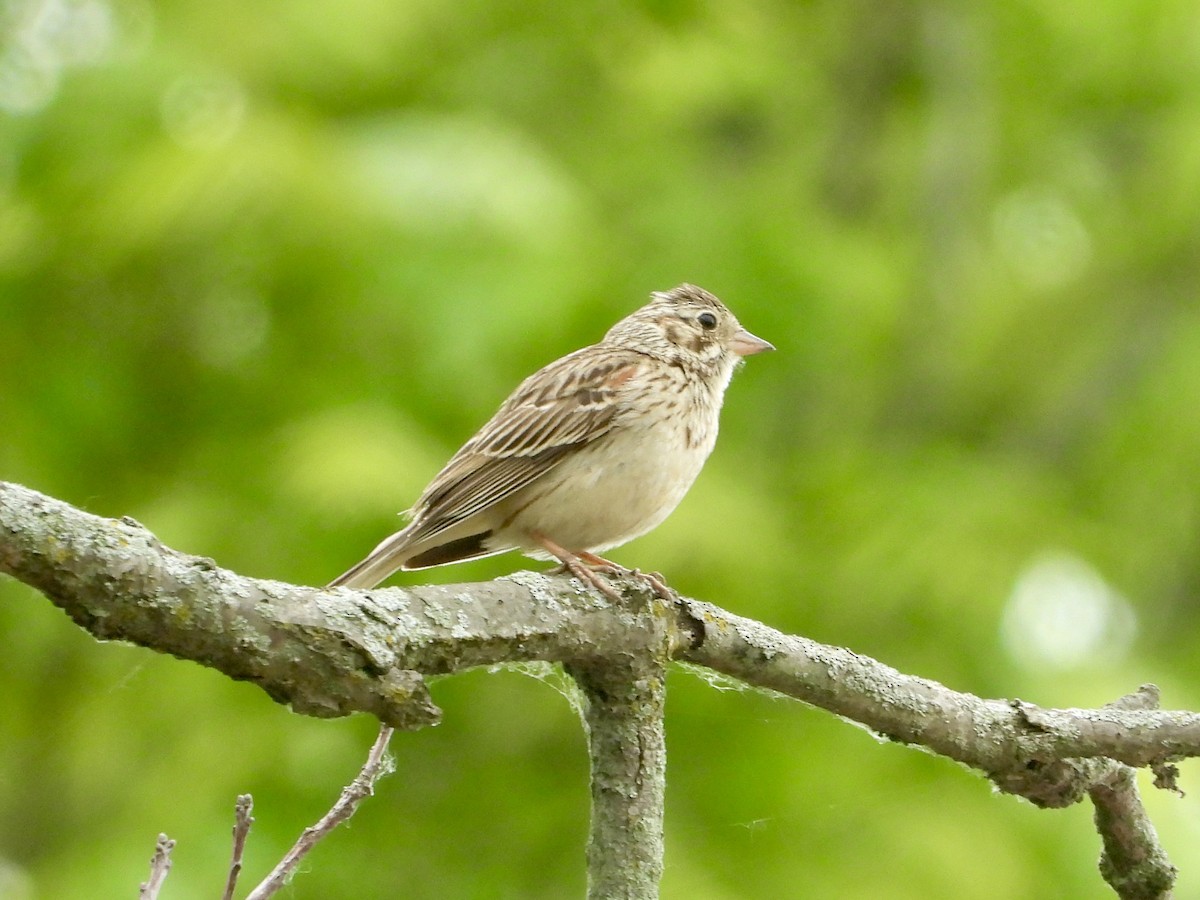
329, 284, 773, 597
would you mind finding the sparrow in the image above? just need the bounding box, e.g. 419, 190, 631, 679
328, 283, 773, 599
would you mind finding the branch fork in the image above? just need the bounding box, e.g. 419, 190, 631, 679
0, 481, 1191, 899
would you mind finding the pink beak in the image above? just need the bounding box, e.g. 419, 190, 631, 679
729, 327, 775, 357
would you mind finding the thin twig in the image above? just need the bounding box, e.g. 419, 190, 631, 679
138, 833, 175, 900
244, 726, 395, 900
222, 794, 255, 900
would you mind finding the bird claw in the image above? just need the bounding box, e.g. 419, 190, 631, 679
626, 567, 677, 601
538, 537, 675, 602
564, 558, 624, 602
582, 558, 677, 602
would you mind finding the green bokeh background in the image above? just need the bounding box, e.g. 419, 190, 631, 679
4, 1, 1200, 897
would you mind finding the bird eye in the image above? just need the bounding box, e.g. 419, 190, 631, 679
697, 312, 717, 330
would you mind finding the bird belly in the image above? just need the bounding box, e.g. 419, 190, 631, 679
498, 417, 716, 557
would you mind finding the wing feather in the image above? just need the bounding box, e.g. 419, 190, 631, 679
401, 347, 642, 545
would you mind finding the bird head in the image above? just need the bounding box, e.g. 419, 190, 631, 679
605, 284, 774, 375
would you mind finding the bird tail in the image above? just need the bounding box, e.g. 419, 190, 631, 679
326, 529, 414, 589
328, 525, 509, 589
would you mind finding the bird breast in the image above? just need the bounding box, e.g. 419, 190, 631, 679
501, 370, 724, 555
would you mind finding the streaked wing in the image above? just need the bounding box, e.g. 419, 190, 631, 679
403, 346, 641, 545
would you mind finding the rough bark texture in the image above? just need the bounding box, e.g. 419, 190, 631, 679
0, 481, 676, 730
677, 598, 1198, 781
569, 658, 668, 900
2, 481, 1193, 899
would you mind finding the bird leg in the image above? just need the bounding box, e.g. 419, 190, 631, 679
576, 551, 677, 602
532, 533, 624, 602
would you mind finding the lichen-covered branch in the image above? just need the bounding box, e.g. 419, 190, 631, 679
1088, 687, 1177, 900
678, 598, 1200, 778
2, 480, 1196, 898
568, 652, 670, 899
676, 599, 1186, 899
0, 481, 674, 730
0, 482, 438, 729
1091, 767, 1176, 900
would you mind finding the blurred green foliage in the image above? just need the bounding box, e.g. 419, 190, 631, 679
3, 0, 1200, 897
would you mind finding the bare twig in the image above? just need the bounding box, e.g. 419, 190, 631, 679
244, 726, 395, 900
222, 794, 255, 900
138, 833, 175, 900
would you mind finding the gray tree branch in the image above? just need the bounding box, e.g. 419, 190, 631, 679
677, 599, 1199, 773
568, 654, 669, 900
0, 480, 1191, 898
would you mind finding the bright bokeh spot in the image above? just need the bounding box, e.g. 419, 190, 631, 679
992, 187, 1092, 291
1001, 551, 1137, 671
0, 0, 116, 114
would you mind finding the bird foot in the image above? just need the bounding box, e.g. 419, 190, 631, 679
536, 535, 623, 601
577, 552, 677, 601
565, 556, 625, 602
536, 535, 677, 602
633, 568, 676, 601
